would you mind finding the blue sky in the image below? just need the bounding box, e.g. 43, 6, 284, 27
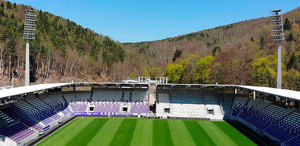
9, 0, 299, 42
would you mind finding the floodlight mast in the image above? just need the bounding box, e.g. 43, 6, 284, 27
270, 10, 284, 89
23, 8, 37, 86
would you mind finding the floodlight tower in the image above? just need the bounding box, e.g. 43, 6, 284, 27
270, 10, 284, 89
23, 8, 37, 86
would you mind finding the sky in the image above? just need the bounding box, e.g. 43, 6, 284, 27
9, 0, 300, 43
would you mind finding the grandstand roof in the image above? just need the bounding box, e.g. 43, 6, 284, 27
157, 84, 300, 101
0, 82, 149, 100
1, 82, 299, 101
73, 82, 149, 88
237, 85, 300, 101
0, 83, 71, 99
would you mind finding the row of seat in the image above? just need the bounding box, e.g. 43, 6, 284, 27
170, 92, 219, 105
13, 95, 67, 125
0, 91, 148, 144
1, 106, 43, 131
0, 123, 35, 142
0, 110, 14, 124
231, 97, 300, 145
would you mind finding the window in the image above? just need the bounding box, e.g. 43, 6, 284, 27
89, 107, 94, 112
164, 108, 170, 113
207, 109, 214, 115
123, 107, 128, 112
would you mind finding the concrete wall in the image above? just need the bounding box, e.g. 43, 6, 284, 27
156, 103, 223, 120
156, 89, 224, 120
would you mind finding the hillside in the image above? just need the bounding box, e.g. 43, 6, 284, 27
0, 0, 300, 90
0, 0, 126, 86
125, 7, 300, 90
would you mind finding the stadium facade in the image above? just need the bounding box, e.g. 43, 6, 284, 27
0, 82, 299, 146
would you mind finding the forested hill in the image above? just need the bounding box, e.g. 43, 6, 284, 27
1, 0, 300, 90
125, 7, 300, 90
0, 0, 126, 86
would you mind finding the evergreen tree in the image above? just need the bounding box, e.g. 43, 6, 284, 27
287, 53, 296, 71
259, 37, 264, 50
287, 33, 295, 42
0, 2, 4, 9
284, 18, 291, 30
0, 9, 4, 17
7, 2, 12, 9
212, 46, 221, 56
172, 49, 183, 61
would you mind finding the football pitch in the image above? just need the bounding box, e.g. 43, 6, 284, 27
37, 118, 256, 146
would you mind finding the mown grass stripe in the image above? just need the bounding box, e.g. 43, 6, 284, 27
130, 119, 153, 146
66, 118, 108, 146
198, 121, 238, 146
168, 120, 196, 146
37, 118, 94, 146
38, 118, 256, 146
87, 118, 123, 146
183, 120, 216, 146
213, 121, 257, 146
153, 119, 174, 146
109, 119, 137, 146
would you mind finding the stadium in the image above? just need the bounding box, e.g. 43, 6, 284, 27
0, 1, 300, 146
0, 78, 299, 146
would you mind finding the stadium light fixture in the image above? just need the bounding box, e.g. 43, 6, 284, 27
23, 8, 37, 86
270, 10, 284, 89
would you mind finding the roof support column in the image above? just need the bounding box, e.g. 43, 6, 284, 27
297, 101, 300, 112
253, 91, 256, 100
286, 99, 290, 109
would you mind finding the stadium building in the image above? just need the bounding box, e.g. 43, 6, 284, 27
0, 80, 300, 146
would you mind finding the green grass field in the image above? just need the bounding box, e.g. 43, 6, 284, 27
37, 118, 256, 146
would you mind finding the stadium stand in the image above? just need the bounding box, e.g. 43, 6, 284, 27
231, 97, 300, 145
69, 102, 88, 112
0, 87, 149, 145
231, 94, 249, 116
287, 134, 300, 146
14, 99, 54, 126
87, 89, 149, 114
1, 82, 300, 146
0, 123, 35, 142
219, 93, 234, 118
1, 106, 43, 131
156, 89, 223, 120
